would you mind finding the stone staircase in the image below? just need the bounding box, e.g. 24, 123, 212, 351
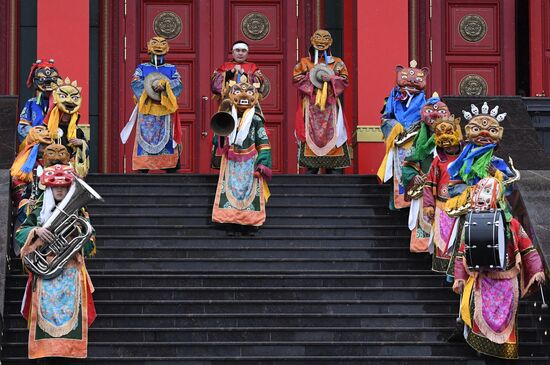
1, 174, 549, 364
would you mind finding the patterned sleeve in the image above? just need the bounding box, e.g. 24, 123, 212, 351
169, 67, 183, 97
423, 158, 439, 209
511, 219, 545, 297
292, 59, 315, 96
131, 66, 145, 98
18, 100, 33, 142
254, 115, 272, 178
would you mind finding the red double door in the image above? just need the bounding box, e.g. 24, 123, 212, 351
423, 0, 516, 96
121, 0, 299, 173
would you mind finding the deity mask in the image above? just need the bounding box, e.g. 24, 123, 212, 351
421, 94, 449, 130
27, 126, 53, 146
43, 144, 70, 167
54, 77, 82, 115
147, 36, 169, 56
462, 102, 505, 146
40, 164, 75, 187
228, 80, 260, 113
26, 59, 60, 92
310, 29, 333, 51
470, 177, 501, 211
395, 60, 429, 95
433, 115, 462, 149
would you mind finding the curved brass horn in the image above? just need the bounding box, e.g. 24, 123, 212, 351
210, 111, 235, 137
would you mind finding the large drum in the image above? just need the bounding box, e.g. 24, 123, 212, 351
464, 209, 507, 271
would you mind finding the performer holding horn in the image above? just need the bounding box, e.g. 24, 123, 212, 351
121, 36, 183, 173
293, 29, 351, 174
15, 164, 100, 360
211, 80, 272, 235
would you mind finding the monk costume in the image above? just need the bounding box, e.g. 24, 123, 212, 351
401, 94, 450, 252
453, 177, 545, 359
121, 36, 183, 172
15, 165, 97, 360
377, 60, 428, 209
293, 29, 351, 174
211, 81, 272, 233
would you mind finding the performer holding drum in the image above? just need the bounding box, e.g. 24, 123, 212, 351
15, 164, 102, 360
452, 176, 545, 359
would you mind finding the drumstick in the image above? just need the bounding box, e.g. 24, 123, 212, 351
540, 284, 548, 311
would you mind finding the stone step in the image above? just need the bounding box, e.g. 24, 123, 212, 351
89, 214, 405, 226
90, 224, 411, 237
87, 204, 402, 216
92, 193, 390, 205
3, 326, 544, 343
89, 183, 391, 195
4, 313, 547, 332
8, 257, 433, 271
47, 246, 422, 259
85, 174, 380, 185
5, 299, 540, 316
4, 273, 447, 288
3, 340, 547, 357
90, 236, 414, 248
5, 286, 461, 301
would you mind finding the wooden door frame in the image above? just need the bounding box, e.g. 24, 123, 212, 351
0, 0, 19, 96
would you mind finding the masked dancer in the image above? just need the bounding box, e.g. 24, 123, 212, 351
15, 164, 98, 360
121, 36, 183, 173
293, 29, 351, 174
377, 60, 429, 209
211, 80, 272, 235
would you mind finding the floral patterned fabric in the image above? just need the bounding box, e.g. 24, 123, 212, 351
480, 276, 515, 333
39, 267, 80, 331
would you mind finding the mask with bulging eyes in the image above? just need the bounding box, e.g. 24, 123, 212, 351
310, 29, 333, 51
465, 116, 503, 146
54, 78, 82, 115
33, 66, 60, 92
227, 80, 261, 113
421, 101, 449, 130
433, 116, 462, 149
470, 177, 501, 211
395, 63, 429, 95
43, 143, 71, 167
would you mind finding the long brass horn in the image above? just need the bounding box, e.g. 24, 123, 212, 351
210, 111, 235, 137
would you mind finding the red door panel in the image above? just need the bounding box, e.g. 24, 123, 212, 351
428, 0, 515, 96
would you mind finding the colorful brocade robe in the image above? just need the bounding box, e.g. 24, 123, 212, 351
453, 218, 545, 359
377, 88, 426, 210
211, 61, 263, 97
401, 123, 436, 252
212, 112, 272, 227
18, 94, 53, 144
131, 62, 182, 170
423, 149, 461, 273
293, 55, 351, 169
15, 202, 96, 359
